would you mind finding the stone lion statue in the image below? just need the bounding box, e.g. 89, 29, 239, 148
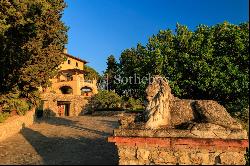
144, 75, 243, 130
144, 76, 174, 129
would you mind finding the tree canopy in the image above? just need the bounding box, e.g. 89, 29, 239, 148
83, 65, 100, 80
105, 22, 249, 116
104, 55, 119, 91
0, 0, 68, 112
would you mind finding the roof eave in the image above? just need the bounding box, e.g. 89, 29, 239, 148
63, 53, 88, 64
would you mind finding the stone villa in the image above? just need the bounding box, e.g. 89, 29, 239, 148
39, 49, 98, 117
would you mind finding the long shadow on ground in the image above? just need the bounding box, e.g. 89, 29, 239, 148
36, 117, 119, 137
20, 119, 119, 165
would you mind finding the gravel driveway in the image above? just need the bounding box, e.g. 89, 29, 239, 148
0, 116, 119, 165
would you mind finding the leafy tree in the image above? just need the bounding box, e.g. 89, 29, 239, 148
83, 65, 100, 80
118, 44, 148, 98
122, 97, 144, 111
85, 90, 122, 113
104, 22, 249, 118
104, 55, 119, 91
0, 0, 68, 111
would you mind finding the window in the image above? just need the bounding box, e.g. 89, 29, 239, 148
60, 86, 73, 94
66, 74, 73, 81
81, 86, 92, 96
68, 60, 71, 64
76, 62, 78, 67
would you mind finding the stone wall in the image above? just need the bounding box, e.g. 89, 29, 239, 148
108, 136, 248, 165
41, 93, 88, 116
0, 109, 36, 142
109, 119, 249, 165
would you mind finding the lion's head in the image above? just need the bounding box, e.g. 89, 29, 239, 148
145, 75, 173, 102
144, 75, 174, 129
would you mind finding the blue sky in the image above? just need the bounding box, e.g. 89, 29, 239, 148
62, 0, 249, 74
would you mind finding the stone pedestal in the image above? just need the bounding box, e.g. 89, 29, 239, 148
108, 128, 248, 165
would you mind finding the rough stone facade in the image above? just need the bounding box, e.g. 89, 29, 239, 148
109, 127, 248, 165
0, 109, 35, 142
40, 93, 88, 117
110, 137, 247, 165
38, 50, 98, 117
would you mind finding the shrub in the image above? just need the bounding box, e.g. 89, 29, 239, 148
0, 112, 9, 123
122, 97, 144, 111
0, 90, 36, 116
86, 90, 122, 113
2, 98, 31, 115
233, 107, 249, 130
85, 91, 146, 114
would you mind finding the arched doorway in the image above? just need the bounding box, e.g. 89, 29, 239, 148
81, 86, 93, 96
60, 86, 73, 94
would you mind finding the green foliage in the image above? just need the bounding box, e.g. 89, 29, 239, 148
122, 97, 144, 111
14, 99, 30, 115
0, 0, 68, 110
83, 65, 100, 80
105, 22, 249, 116
0, 112, 9, 123
104, 55, 120, 91
86, 90, 145, 114
233, 107, 249, 130
1, 94, 32, 115
86, 90, 122, 112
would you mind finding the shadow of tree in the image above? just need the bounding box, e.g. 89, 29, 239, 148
35, 108, 56, 119
20, 124, 118, 165
37, 117, 113, 137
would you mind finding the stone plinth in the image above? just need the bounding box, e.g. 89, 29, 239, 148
108, 128, 248, 165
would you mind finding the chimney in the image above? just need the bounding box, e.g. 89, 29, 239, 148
63, 48, 68, 54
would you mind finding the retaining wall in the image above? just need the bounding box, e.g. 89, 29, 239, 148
0, 109, 36, 142
109, 136, 248, 165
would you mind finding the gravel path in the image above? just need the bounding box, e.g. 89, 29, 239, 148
0, 116, 119, 165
